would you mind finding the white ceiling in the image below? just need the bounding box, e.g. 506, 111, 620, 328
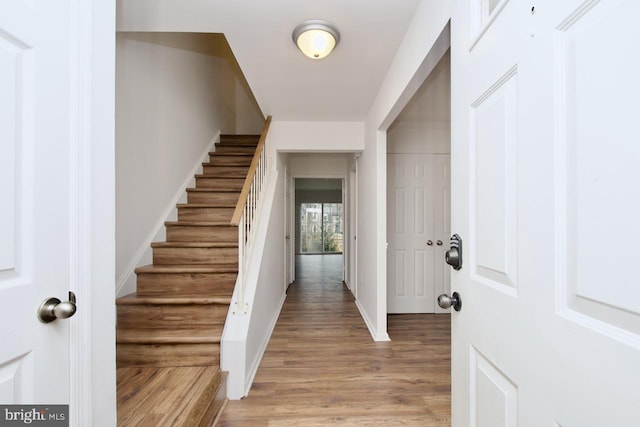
117, 0, 423, 122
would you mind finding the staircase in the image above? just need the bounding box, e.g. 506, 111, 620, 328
116, 135, 259, 427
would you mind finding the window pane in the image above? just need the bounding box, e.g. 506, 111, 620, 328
323, 203, 343, 253
300, 203, 322, 253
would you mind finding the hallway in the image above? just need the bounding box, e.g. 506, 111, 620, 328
219, 255, 451, 426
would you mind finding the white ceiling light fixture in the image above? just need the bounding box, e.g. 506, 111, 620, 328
292, 20, 340, 59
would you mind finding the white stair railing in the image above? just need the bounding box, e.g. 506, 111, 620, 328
230, 116, 272, 314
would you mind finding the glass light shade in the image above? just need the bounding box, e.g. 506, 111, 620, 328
293, 20, 340, 59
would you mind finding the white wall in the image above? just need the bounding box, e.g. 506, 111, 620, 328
388, 122, 450, 154
357, 0, 452, 340
287, 153, 351, 177
236, 80, 265, 134
269, 121, 364, 155
388, 49, 451, 154
116, 32, 263, 295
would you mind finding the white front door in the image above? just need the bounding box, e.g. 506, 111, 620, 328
450, 0, 640, 425
387, 154, 451, 313
0, 0, 75, 404
0, 0, 116, 421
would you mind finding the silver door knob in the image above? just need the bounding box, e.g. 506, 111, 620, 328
38, 291, 77, 323
438, 292, 462, 311
427, 240, 433, 246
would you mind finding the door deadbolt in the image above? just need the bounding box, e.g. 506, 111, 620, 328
445, 234, 463, 270
38, 291, 77, 323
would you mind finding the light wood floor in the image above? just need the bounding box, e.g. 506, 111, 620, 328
219, 255, 451, 426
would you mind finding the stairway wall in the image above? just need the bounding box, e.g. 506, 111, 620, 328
115, 32, 263, 295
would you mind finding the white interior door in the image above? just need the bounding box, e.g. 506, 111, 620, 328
388, 154, 433, 313
0, 1, 75, 404
388, 154, 451, 313
450, 0, 640, 425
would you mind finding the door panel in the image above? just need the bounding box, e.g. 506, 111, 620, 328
451, 0, 640, 425
471, 347, 517, 427
556, 0, 640, 337
1, 0, 72, 404
0, 17, 35, 402
470, 68, 518, 293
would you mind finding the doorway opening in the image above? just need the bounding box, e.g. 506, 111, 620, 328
294, 178, 344, 283
386, 48, 451, 315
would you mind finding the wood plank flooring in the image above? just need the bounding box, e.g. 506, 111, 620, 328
219, 255, 451, 426
117, 366, 226, 427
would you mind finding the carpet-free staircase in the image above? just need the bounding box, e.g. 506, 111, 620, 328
116, 135, 259, 427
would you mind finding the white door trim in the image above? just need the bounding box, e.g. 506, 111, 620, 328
349, 159, 358, 298
68, 1, 116, 426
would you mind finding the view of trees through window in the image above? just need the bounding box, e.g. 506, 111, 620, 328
300, 203, 343, 253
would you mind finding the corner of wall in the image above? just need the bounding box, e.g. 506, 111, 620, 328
355, 299, 390, 342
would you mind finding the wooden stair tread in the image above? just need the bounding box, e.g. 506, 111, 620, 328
117, 293, 231, 305
117, 328, 222, 344
199, 171, 249, 176
176, 203, 236, 209
213, 144, 256, 149
215, 145, 256, 150
135, 264, 237, 274
217, 144, 257, 147
216, 140, 257, 144
220, 134, 259, 138
151, 241, 237, 249
165, 221, 235, 227
208, 152, 254, 157
202, 162, 250, 167
194, 175, 245, 180
186, 188, 240, 193
219, 140, 258, 144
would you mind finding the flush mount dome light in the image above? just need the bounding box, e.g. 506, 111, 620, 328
292, 20, 340, 59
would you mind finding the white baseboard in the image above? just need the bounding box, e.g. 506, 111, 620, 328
115, 131, 221, 297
